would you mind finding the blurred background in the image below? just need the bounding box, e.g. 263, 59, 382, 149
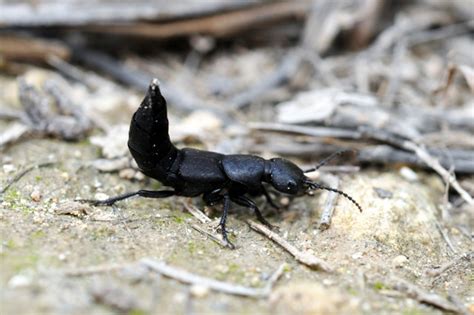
0, 1, 473, 314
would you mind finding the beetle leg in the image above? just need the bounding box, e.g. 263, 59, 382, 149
261, 185, 279, 210
218, 194, 235, 249
79, 190, 175, 206
231, 195, 278, 230
202, 188, 224, 206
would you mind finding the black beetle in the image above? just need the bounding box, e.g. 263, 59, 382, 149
87, 79, 362, 248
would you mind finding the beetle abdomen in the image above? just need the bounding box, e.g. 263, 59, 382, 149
128, 79, 178, 173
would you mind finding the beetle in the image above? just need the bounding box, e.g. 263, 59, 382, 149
86, 79, 362, 248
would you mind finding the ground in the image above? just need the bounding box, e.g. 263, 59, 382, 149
1, 138, 472, 315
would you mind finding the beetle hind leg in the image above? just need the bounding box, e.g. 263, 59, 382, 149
78, 190, 175, 206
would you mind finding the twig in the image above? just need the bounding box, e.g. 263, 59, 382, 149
141, 258, 286, 298
229, 51, 302, 109
0, 123, 30, 148
111, 204, 140, 247
61, 258, 287, 298
190, 224, 227, 248
403, 141, 473, 205
247, 220, 333, 272
62, 263, 128, 276
435, 221, 458, 255
81, 2, 309, 39
72, 47, 233, 122
0, 161, 55, 194
182, 201, 212, 224
249, 122, 361, 139
426, 251, 473, 277
318, 174, 340, 230
389, 276, 464, 313
448, 293, 472, 315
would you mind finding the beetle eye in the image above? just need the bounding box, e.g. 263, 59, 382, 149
287, 181, 296, 190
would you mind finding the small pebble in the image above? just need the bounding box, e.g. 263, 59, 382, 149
373, 187, 393, 199
30, 188, 42, 202
399, 167, 419, 182
280, 197, 290, 206
190, 284, 210, 298
392, 255, 408, 267
119, 168, 135, 180
3, 164, 16, 174
8, 274, 32, 288
134, 172, 145, 181
94, 192, 109, 201
352, 252, 363, 260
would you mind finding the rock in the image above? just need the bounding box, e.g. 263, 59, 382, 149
30, 187, 42, 202
90, 124, 129, 159
269, 282, 359, 315
8, 274, 32, 288
190, 284, 210, 298
399, 167, 419, 182
392, 255, 408, 267
54, 201, 90, 217
330, 172, 444, 255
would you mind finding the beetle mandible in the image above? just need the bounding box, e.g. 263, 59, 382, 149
87, 79, 362, 248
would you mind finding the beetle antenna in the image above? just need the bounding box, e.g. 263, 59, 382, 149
304, 180, 363, 212
304, 149, 356, 173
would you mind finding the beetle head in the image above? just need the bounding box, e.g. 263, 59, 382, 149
265, 158, 306, 194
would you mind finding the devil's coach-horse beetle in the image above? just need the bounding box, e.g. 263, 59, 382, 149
84, 79, 362, 249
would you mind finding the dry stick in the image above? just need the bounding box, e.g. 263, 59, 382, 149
182, 201, 212, 224
62, 258, 287, 298
389, 276, 464, 314
448, 293, 472, 315
229, 51, 302, 109
141, 258, 286, 298
0, 123, 30, 148
72, 48, 233, 123
426, 251, 473, 277
0, 161, 55, 194
111, 204, 141, 248
435, 221, 458, 255
247, 220, 333, 272
190, 224, 228, 248
403, 141, 473, 205
318, 174, 340, 230
182, 202, 227, 247
249, 122, 361, 139
358, 127, 473, 204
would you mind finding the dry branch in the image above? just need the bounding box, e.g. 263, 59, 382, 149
0, 35, 70, 63
61, 258, 287, 298
81, 2, 309, 39
0, 1, 258, 26
389, 276, 465, 314
247, 220, 333, 272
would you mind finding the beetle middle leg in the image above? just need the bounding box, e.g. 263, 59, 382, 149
231, 195, 277, 230
80, 190, 175, 206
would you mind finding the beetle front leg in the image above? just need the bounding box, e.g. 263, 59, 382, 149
261, 185, 279, 210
